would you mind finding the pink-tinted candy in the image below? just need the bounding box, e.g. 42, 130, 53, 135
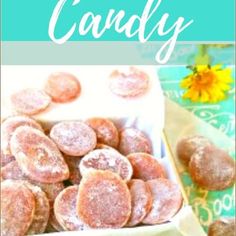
54, 185, 89, 231
45, 72, 81, 103
176, 135, 213, 165
126, 179, 153, 227
109, 67, 149, 98
119, 128, 152, 155
25, 182, 50, 235
10, 126, 69, 183
11, 89, 51, 115
1, 115, 43, 156
127, 153, 167, 181
80, 149, 133, 181
142, 178, 183, 224
86, 118, 119, 148
50, 121, 97, 156
1, 180, 35, 236
77, 170, 131, 228
189, 146, 235, 190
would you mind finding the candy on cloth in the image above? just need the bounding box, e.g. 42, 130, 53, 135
45, 72, 81, 103
80, 149, 133, 181
127, 153, 166, 181
86, 117, 119, 148
11, 88, 51, 115
109, 67, 149, 98
1, 180, 36, 236
10, 126, 69, 183
189, 146, 235, 190
126, 179, 153, 227
119, 128, 152, 155
142, 178, 183, 224
77, 170, 131, 228
54, 185, 89, 231
176, 135, 213, 165
50, 121, 97, 156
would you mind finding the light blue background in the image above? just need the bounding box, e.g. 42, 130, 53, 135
2, 0, 235, 41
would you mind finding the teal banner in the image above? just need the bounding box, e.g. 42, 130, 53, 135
2, 0, 235, 42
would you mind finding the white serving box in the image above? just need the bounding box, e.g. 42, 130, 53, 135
1, 66, 206, 236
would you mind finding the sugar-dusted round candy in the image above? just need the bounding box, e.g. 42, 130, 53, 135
127, 153, 166, 181
176, 135, 213, 165
64, 155, 82, 185
54, 185, 89, 231
126, 179, 153, 227
86, 118, 119, 148
77, 170, 131, 228
142, 178, 183, 224
50, 121, 97, 156
1, 115, 43, 156
11, 88, 51, 115
109, 67, 149, 98
119, 128, 152, 155
80, 149, 133, 181
1, 151, 15, 167
208, 218, 235, 236
1, 160, 26, 180
25, 182, 50, 235
0, 160, 65, 207
1, 180, 36, 236
10, 126, 69, 183
45, 72, 81, 103
34, 182, 65, 207
189, 146, 235, 190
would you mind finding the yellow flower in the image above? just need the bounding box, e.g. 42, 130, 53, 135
181, 65, 233, 103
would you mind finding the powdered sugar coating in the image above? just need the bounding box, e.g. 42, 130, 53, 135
1, 180, 36, 236
176, 135, 213, 165
50, 121, 97, 156
127, 153, 167, 181
25, 182, 50, 235
10, 126, 69, 183
35, 182, 65, 207
86, 118, 119, 148
0, 160, 65, 207
119, 128, 152, 155
45, 72, 81, 103
142, 178, 183, 224
189, 146, 235, 190
208, 218, 236, 236
80, 149, 133, 181
1, 115, 43, 156
126, 179, 153, 227
1, 151, 15, 167
109, 67, 149, 98
11, 89, 51, 115
54, 185, 89, 231
1, 160, 26, 180
77, 170, 131, 228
